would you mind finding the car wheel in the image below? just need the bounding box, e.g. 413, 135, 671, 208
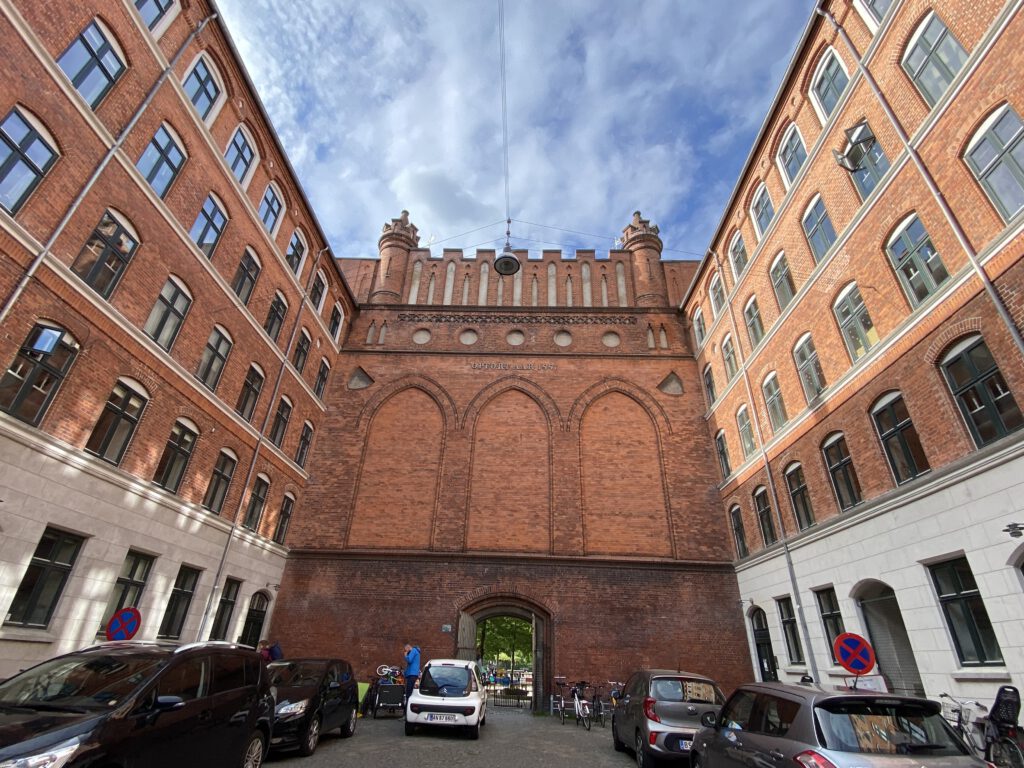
240, 731, 266, 768
339, 707, 357, 738
298, 715, 321, 757
404, 720, 415, 736
467, 721, 480, 740
635, 730, 652, 768
612, 715, 627, 752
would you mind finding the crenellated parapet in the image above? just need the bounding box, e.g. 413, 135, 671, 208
370, 210, 420, 304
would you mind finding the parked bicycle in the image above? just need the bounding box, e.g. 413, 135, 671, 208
941, 687, 1024, 768
370, 664, 406, 719
590, 682, 609, 728
553, 677, 592, 730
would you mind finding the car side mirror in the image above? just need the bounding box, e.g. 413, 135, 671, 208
155, 695, 185, 712
701, 711, 718, 728
329, 681, 341, 690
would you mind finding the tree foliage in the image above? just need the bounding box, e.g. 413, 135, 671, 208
476, 615, 532, 667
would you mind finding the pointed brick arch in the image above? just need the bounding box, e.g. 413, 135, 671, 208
461, 376, 563, 432
567, 378, 672, 436
356, 374, 458, 433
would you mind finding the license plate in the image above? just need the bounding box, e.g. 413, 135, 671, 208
679, 740, 692, 751
426, 713, 457, 722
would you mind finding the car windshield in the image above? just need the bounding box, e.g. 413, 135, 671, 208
650, 677, 725, 704
0, 653, 165, 709
419, 666, 470, 696
269, 661, 326, 687
815, 698, 969, 756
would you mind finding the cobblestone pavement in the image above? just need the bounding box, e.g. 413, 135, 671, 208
268, 707, 639, 768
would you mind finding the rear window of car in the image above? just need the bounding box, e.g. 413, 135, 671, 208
211, 654, 246, 694
420, 665, 470, 696
815, 698, 969, 755
650, 677, 725, 704
269, 660, 326, 687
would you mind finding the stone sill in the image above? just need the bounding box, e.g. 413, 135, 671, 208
951, 669, 1012, 682
0, 626, 57, 644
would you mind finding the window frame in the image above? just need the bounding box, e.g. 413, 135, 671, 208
295, 421, 313, 468
902, 11, 969, 109
692, 308, 706, 347
3, 527, 85, 629
209, 577, 241, 641
848, 120, 892, 200
243, 474, 270, 530
822, 432, 862, 511
71, 209, 139, 299
833, 282, 879, 362
750, 183, 775, 240
136, 123, 185, 199
964, 105, 1024, 222
886, 213, 949, 305
258, 183, 284, 236
777, 123, 808, 188
794, 332, 827, 403
871, 391, 930, 484
737, 405, 757, 459
753, 486, 777, 547
810, 48, 850, 125
224, 124, 258, 188
292, 329, 310, 374
729, 232, 749, 279
153, 418, 198, 494
703, 364, 717, 406
329, 304, 344, 340
777, 596, 804, 664
268, 396, 291, 448
0, 323, 79, 426
310, 271, 327, 312
196, 325, 232, 391
134, 0, 179, 37
730, 506, 748, 559
715, 429, 731, 478
815, 587, 846, 663
709, 274, 726, 318
157, 564, 201, 640
941, 335, 1023, 447
85, 378, 148, 465
0, 107, 59, 215
235, 364, 264, 422
784, 462, 815, 531
98, 549, 154, 634
762, 372, 788, 433
929, 557, 1004, 666
201, 448, 237, 515
802, 195, 837, 263
230, 249, 261, 306
188, 193, 228, 258
182, 53, 224, 124
264, 292, 287, 343
722, 335, 739, 381
314, 359, 329, 399
57, 18, 126, 109
273, 494, 294, 545
744, 296, 765, 348
285, 230, 307, 274
770, 252, 796, 311
144, 276, 192, 351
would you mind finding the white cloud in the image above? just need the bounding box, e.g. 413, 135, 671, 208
216, 0, 811, 261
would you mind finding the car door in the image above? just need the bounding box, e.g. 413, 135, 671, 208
735, 693, 804, 768
208, 652, 255, 764
699, 688, 758, 768
619, 673, 643, 736
321, 663, 344, 730
125, 654, 211, 768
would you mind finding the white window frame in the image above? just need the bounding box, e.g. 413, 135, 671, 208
182, 52, 227, 126
728, 231, 748, 280
224, 123, 259, 190
709, 273, 725, 318
134, 0, 180, 41
750, 183, 775, 240
851, 0, 892, 34
286, 228, 308, 275
259, 182, 285, 238
692, 308, 706, 347
737, 404, 757, 458
964, 104, 1024, 222
776, 123, 808, 189
809, 47, 850, 127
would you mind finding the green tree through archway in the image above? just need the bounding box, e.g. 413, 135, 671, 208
476, 615, 532, 680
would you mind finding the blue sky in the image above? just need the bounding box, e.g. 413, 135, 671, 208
215, 0, 812, 262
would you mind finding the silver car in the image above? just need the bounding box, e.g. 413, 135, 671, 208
612, 669, 725, 768
692, 682, 989, 768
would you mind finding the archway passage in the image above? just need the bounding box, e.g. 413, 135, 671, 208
856, 581, 925, 696
455, 596, 552, 712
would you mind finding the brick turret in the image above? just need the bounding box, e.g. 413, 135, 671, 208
370, 210, 419, 303
621, 211, 667, 307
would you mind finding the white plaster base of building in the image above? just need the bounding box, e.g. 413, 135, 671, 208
735, 435, 1024, 708
0, 418, 285, 679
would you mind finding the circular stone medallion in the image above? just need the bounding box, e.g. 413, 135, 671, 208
602, 331, 621, 348
412, 328, 431, 345
460, 329, 479, 345
554, 330, 573, 347
506, 330, 525, 346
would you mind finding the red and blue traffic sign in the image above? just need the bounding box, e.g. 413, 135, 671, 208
833, 632, 875, 676
105, 606, 142, 641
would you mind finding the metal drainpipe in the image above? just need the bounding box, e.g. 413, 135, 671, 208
816, 6, 1024, 360
195, 247, 327, 641
709, 249, 821, 683
0, 13, 217, 326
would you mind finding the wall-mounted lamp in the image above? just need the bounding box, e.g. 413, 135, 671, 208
265, 583, 281, 591
1003, 522, 1024, 539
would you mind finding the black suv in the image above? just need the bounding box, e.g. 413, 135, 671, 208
0, 641, 274, 768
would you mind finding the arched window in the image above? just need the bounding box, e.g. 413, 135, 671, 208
833, 282, 878, 361
769, 251, 796, 310
0, 323, 79, 425
409, 261, 422, 304
822, 432, 862, 510
692, 308, 706, 347
703, 364, 717, 405
295, 421, 313, 468
777, 123, 807, 187
852, 0, 894, 32
886, 214, 949, 305
547, 263, 557, 306
71, 208, 139, 298
269, 396, 291, 447
202, 448, 237, 515
188, 193, 228, 258
941, 335, 1023, 446
784, 462, 815, 530
709, 273, 726, 317
314, 358, 330, 399
136, 122, 185, 199
230, 248, 261, 306
329, 303, 344, 340
737, 405, 756, 458
239, 590, 269, 647
292, 328, 311, 373
762, 372, 787, 432
57, 18, 126, 109
793, 332, 826, 402
197, 324, 232, 391
715, 430, 731, 478
182, 53, 225, 123
144, 275, 192, 351
753, 487, 777, 546
285, 229, 306, 274
236, 364, 264, 422
744, 296, 765, 347
154, 418, 199, 494
729, 232, 748, 278
478, 261, 489, 305
85, 378, 149, 465
259, 182, 284, 235
225, 124, 259, 187
802, 195, 837, 262
565, 275, 574, 307
135, 0, 180, 37
750, 183, 775, 239
722, 335, 738, 380
273, 494, 294, 544
264, 291, 288, 343
871, 391, 930, 484
243, 474, 270, 530
810, 48, 849, 123
443, 261, 456, 304
730, 506, 748, 558
0, 106, 58, 214
310, 269, 327, 311
615, 262, 627, 305
964, 105, 1024, 222
902, 12, 968, 108
581, 262, 592, 306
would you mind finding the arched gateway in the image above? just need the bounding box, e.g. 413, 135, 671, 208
269, 212, 752, 696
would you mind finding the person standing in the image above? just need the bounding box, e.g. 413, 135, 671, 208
403, 643, 421, 704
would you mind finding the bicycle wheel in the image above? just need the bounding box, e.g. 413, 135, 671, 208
991, 738, 1024, 768
559, 698, 566, 725
598, 702, 607, 728
581, 704, 591, 731
376, 664, 391, 676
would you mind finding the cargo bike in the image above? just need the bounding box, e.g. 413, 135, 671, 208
371, 664, 406, 718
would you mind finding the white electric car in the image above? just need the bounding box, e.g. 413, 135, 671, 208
405, 658, 488, 739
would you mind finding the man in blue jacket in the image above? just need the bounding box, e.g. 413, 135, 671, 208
403, 643, 421, 705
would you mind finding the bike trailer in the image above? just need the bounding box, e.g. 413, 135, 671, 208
377, 683, 405, 707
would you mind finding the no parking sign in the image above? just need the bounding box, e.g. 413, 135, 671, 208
833, 632, 876, 676
105, 607, 142, 641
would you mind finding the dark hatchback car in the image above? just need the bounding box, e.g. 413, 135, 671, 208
268, 658, 358, 756
692, 682, 988, 768
612, 669, 725, 768
0, 641, 273, 768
